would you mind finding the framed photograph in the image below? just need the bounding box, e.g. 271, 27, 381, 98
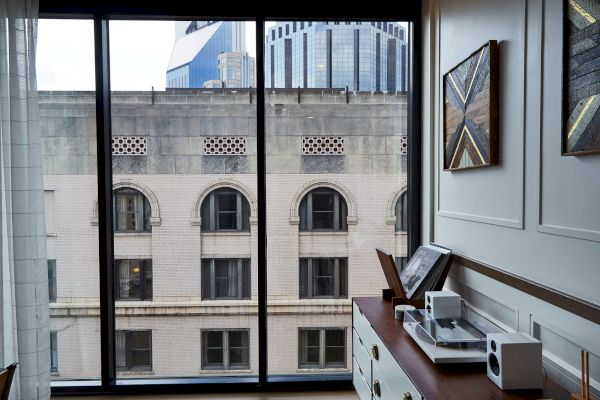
563, 0, 600, 156
443, 40, 499, 171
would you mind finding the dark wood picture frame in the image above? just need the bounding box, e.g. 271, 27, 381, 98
562, 0, 600, 156
443, 40, 499, 171
376, 248, 405, 298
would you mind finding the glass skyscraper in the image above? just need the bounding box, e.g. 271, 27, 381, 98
167, 21, 254, 88
265, 21, 408, 91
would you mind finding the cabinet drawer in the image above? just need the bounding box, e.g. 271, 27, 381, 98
371, 336, 421, 400
353, 357, 373, 400
372, 372, 401, 400
352, 328, 372, 386
353, 301, 374, 344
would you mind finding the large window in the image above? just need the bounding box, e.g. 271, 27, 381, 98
115, 259, 152, 301
116, 330, 152, 371
299, 188, 348, 231
201, 188, 251, 232
298, 328, 346, 369
299, 258, 347, 299
201, 330, 250, 370
202, 258, 250, 300
114, 188, 151, 233
37, 9, 417, 391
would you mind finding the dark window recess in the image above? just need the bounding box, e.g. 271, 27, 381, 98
116, 330, 152, 371
298, 328, 346, 369
270, 44, 275, 88
202, 330, 250, 370
395, 191, 408, 232
293, 21, 297, 33
114, 188, 151, 233
116, 259, 152, 301
202, 258, 251, 300
299, 188, 347, 231
375, 32, 381, 91
50, 331, 58, 373
387, 38, 397, 92
326, 29, 332, 88
300, 22, 304, 30
377, 21, 381, 29
300, 258, 347, 299
278, 26, 282, 38
48, 259, 57, 303
285, 38, 293, 88
308, 21, 312, 27
271, 29, 275, 41
354, 29, 360, 91
201, 188, 251, 232
285, 24, 289, 35
303, 32, 308, 88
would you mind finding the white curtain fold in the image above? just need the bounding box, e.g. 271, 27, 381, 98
0, 0, 50, 399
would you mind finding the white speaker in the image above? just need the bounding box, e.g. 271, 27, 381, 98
424, 290, 461, 319
487, 332, 543, 390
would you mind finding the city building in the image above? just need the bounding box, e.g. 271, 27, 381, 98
203, 51, 256, 88
40, 89, 408, 379
264, 21, 408, 91
166, 21, 255, 89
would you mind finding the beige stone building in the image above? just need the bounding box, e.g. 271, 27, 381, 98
41, 89, 407, 380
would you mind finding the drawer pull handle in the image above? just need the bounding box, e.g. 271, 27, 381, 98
371, 344, 379, 360
373, 380, 381, 397
403, 392, 412, 400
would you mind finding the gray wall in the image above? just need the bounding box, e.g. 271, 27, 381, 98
422, 0, 600, 395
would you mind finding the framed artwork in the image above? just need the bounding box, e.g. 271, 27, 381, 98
563, 0, 600, 156
443, 40, 499, 171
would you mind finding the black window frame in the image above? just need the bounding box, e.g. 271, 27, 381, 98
201, 329, 250, 370
116, 330, 152, 372
38, 5, 422, 395
201, 188, 251, 232
201, 258, 251, 300
298, 328, 346, 369
299, 188, 348, 232
299, 258, 347, 299
113, 188, 152, 233
395, 190, 408, 232
115, 259, 153, 301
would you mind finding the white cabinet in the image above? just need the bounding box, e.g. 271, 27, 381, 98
352, 301, 423, 400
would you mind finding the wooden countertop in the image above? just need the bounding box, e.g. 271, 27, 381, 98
353, 296, 570, 400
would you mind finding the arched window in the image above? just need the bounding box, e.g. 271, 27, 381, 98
395, 191, 407, 232
201, 188, 250, 232
299, 188, 348, 231
114, 188, 151, 232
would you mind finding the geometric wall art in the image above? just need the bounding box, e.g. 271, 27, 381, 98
564, 0, 600, 156
443, 40, 499, 170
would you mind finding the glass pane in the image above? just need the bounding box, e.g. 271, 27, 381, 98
267, 20, 410, 377
37, 18, 101, 383
110, 20, 257, 380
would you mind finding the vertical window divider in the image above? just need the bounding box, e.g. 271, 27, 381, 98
334, 259, 340, 298
94, 14, 116, 388
255, 17, 268, 386
210, 260, 216, 300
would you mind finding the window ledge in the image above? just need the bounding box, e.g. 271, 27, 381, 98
199, 369, 252, 375
395, 231, 407, 236
118, 370, 154, 376
201, 232, 251, 237
298, 231, 348, 236
46, 233, 57, 237
296, 368, 349, 373
114, 232, 152, 237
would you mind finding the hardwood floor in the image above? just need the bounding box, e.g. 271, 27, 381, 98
52, 391, 359, 399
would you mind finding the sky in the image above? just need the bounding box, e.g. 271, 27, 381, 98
36, 20, 405, 91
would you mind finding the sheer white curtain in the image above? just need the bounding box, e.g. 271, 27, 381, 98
0, 0, 50, 399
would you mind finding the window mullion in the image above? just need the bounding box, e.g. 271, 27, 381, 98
333, 192, 339, 230
334, 258, 339, 298
237, 259, 243, 299
236, 192, 242, 230
307, 259, 313, 298
307, 192, 313, 230
223, 331, 229, 370
319, 330, 326, 368
210, 193, 216, 231
210, 260, 216, 300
